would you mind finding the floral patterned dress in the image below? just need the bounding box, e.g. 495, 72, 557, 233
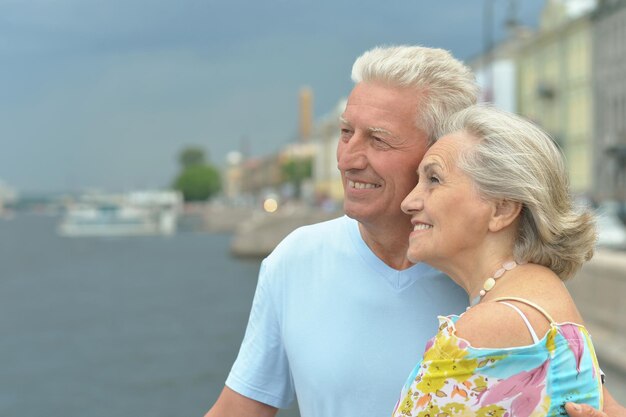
391, 298, 603, 417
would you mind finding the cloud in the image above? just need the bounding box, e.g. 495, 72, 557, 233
0, 0, 545, 192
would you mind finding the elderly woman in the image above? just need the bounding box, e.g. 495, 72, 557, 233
394, 105, 602, 416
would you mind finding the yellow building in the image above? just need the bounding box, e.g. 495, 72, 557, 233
517, 0, 595, 193
311, 99, 346, 204
593, 0, 626, 201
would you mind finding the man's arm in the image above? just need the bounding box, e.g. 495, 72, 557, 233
205, 386, 278, 417
207, 258, 294, 416
565, 386, 626, 417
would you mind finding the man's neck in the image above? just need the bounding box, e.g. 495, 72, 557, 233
358, 220, 413, 270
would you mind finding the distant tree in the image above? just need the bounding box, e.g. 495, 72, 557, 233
172, 146, 221, 201
281, 156, 313, 200
179, 147, 206, 169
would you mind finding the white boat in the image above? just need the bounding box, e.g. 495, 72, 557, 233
58, 191, 182, 237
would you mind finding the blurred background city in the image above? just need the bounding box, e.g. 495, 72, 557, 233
1, 0, 626, 415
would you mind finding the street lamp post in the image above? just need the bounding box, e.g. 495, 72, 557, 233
483, 0, 495, 102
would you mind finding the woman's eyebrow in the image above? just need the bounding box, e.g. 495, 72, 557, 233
422, 162, 437, 171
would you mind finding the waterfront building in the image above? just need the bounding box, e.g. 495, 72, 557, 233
592, 0, 626, 201
223, 151, 244, 203
517, 0, 596, 193
467, 1, 533, 113
239, 154, 283, 202
311, 99, 345, 204
468, 28, 532, 112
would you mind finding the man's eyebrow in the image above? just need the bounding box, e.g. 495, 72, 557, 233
368, 126, 400, 140
339, 117, 403, 142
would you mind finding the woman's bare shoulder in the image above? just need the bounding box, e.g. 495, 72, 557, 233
454, 302, 548, 349
455, 265, 584, 349
499, 264, 584, 323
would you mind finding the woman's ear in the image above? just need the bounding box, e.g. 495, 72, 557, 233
488, 200, 522, 232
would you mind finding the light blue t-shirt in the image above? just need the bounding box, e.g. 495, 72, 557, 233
226, 216, 467, 417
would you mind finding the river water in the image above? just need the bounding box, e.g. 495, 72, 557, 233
2, 214, 623, 416
0, 213, 300, 417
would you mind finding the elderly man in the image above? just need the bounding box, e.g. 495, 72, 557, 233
207, 45, 624, 417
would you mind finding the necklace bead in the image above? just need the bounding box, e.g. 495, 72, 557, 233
468, 260, 519, 308
503, 261, 517, 270
483, 277, 496, 291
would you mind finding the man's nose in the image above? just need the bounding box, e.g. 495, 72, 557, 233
337, 133, 367, 171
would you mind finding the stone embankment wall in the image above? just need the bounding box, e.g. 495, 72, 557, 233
568, 249, 626, 374
203, 204, 258, 233
229, 205, 342, 257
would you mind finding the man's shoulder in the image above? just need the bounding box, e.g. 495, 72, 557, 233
262, 215, 352, 264
275, 215, 349, 249
257, 215, 352, 285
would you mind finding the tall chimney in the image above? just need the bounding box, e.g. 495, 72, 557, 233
299, 86, 313, 142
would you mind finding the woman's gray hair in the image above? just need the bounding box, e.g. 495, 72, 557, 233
351, 45, 479, 144
440, 105, 596, 280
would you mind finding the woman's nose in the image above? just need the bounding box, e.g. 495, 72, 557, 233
401, 185, 423, 215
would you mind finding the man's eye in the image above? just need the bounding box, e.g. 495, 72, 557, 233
372, 137, 390, 148
340, 128, 352, 141
429, 176, 440, 184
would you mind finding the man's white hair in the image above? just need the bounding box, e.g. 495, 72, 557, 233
351, 45, 479, 144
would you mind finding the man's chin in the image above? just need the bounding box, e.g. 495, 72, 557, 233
343, 207, 377, 227
342, 203, 362, 222
343, 210, 358, 222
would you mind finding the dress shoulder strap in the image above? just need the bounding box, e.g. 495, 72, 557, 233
491, 296, 556, 324
497, 302, 540, 343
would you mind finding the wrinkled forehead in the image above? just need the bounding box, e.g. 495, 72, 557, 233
426, 131, 476, 159
418, 133, 480, 177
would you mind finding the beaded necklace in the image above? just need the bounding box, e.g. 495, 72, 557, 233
469, 260, 519, 308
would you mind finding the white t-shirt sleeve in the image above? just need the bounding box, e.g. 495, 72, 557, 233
225, 259, 295, 409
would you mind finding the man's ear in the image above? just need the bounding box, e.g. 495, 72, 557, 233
488, 199, 522, 232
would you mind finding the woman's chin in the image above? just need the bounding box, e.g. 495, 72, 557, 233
407, 251, 443, 271
407, 251, 426, 265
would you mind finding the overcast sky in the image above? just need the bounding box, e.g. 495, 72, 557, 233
0, 0, 546, 194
